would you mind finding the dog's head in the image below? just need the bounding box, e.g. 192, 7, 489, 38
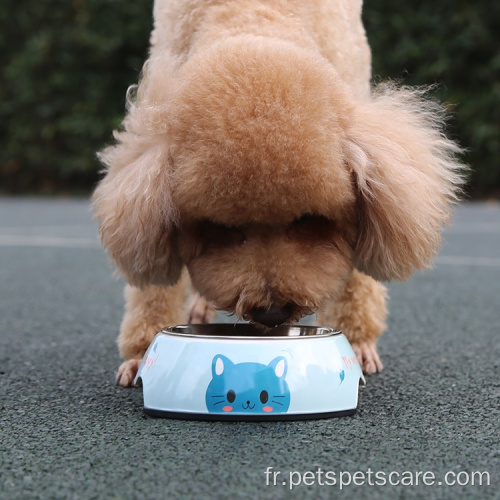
93, 37, 463, 326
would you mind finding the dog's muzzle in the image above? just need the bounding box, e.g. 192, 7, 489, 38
249, 304, 294, 327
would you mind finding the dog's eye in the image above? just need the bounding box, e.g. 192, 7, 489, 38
288, 214, 333, 241
293, 214, 316, 226
292, 214, 330, 228
200, 221, 246, 248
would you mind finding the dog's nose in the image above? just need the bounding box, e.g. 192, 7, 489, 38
250, 304, 294, 327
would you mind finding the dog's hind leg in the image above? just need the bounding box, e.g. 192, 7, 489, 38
317, 270, 387, 374
115, 272, 190, 386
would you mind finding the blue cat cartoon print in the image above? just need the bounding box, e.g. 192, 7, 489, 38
205, 355, 291, 414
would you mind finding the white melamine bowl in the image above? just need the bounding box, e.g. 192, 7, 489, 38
135, 324, 365, 421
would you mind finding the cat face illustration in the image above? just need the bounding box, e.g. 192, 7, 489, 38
205, 355, 291, 414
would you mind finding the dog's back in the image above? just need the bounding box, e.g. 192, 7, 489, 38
151, 0, 371, 98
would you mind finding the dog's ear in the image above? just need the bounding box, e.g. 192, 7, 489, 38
93, 56, 184, 287
344, 85, 465, 281
93, 134, 182, 287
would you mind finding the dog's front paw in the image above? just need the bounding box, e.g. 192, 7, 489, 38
116, 359, 142, 387
187, 292, 217, 324
351, 341, 383, 375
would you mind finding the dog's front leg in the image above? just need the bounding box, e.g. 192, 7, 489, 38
187, 291, 217, 324
317, 270, 387, 374
115, 274, 190, 386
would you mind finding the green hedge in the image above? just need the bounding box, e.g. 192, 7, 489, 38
0, 0, 151, 193
1, 0, 498, 196
363, 0, 500, 198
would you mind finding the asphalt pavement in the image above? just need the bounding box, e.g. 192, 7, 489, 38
0, 197, 498, 499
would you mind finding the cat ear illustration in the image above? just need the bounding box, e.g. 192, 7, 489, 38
211, 354, 234, 377
268, 356, 288, 379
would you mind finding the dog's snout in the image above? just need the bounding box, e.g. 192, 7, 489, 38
250, 304, 294, 327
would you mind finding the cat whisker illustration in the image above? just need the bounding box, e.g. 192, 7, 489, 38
211, 395, 225, 398
212, 400, 226, 406
272, 400, 284, 406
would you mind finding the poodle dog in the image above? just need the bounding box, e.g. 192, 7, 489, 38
93, 0, 464, 386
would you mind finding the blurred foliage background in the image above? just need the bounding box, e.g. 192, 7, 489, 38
1, 0, 498, 197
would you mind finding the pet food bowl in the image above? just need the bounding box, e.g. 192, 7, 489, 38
135, 324, 365, 421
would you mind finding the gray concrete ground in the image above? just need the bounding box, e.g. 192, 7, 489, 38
0, 197, 498, 499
